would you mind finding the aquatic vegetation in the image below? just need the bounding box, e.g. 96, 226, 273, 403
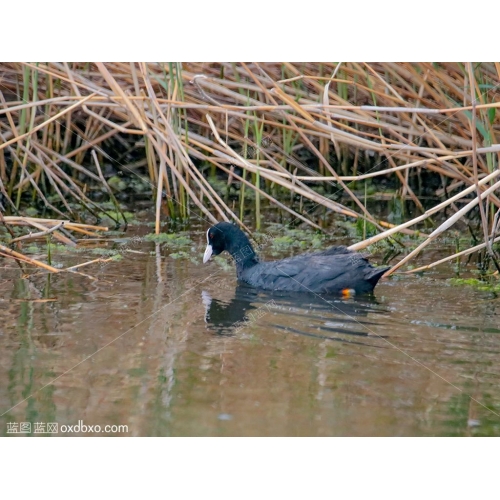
449, 277, 500, 292
144, 233, 192, 246
107, 176, 128, 192
170, 251, 190, 260
97, 210, 136, 224
170, 251, 198, 264
213, 255, 233, 271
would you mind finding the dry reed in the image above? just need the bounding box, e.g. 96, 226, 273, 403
0, 62, 499, 274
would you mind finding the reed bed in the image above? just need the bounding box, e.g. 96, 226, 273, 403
0, 214, 109, 276
0, 62, 499, 274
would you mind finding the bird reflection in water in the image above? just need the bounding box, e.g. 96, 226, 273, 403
201, 284, 388, 348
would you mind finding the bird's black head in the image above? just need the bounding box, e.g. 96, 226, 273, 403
203, 222, 258, 272
203, 222, 231, 262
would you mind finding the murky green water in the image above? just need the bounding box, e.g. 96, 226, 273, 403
1, 221, 500, 436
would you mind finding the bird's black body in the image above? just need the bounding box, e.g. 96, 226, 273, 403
203, 222, 389, 294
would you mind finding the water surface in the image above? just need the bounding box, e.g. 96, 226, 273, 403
1, 226, 499, 436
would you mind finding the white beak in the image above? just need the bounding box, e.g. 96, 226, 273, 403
203, 244, 213, 264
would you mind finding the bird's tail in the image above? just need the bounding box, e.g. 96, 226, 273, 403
366, 266, 390, 287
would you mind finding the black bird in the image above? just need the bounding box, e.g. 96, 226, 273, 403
203, 222, 389, 294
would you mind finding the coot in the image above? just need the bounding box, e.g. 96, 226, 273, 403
203, 222, 389, 294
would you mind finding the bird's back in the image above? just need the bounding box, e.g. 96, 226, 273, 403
240, 246, 389, 294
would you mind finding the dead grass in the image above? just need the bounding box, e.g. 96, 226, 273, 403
0, 62, 499, 274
